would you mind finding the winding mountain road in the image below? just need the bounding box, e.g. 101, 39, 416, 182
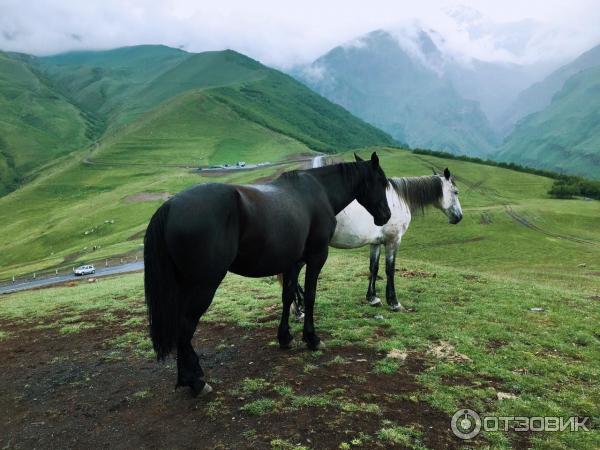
0, 262, 144, 295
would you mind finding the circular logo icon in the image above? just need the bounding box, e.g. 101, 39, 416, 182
451, 409, 481, 439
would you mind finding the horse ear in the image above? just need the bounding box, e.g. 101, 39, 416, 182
444, 167, 451, 180
370, 152, 379, 167
354, 153, 364, 162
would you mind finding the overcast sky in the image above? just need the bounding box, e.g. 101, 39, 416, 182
2, 0, 600, 68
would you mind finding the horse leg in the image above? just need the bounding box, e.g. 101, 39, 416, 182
366, 244, 382, 306
278, 264, 301, 348
176, 285, 217, 397
384, 241, 404, 311
290, 262, 306, 321
302, 251, 327, 350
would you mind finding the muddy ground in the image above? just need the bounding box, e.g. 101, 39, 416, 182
0, 315, 480, 450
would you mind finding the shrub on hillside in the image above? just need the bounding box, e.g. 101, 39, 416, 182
548, 182, 580, 199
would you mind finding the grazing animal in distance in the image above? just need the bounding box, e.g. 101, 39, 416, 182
143, 152, 391, 396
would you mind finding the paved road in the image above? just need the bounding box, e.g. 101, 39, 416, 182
0, 262, 144, 295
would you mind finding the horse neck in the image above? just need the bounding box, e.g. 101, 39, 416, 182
390, 176, 442, 213
309, 163, 363, 214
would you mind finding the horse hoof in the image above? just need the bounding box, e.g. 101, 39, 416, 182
368, 297, 382, 307
279, 336, 294, 349
189, 380, 213, 398
389, 304, 404, 312
199, 383, 213, 397
305, 339, 325, 351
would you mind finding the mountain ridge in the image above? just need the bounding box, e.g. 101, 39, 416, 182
293, 29, 498, 157
0, 45, 395, 194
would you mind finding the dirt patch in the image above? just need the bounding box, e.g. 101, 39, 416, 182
124, 192, 171, 203
440, 373, 504, 391
396, 268, 436, 278
485, 339, 508, 351
589, 295, 600, 302
0, 317, 470, 449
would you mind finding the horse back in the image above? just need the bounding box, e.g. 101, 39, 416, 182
164, 183, 241, 280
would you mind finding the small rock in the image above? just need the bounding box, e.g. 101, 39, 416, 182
578, 263, 586, 267
374, 314, 384, 320
386, 349, 408, 361
88, 278, 97, 283
530, 307, 545, 312
355, 358, 368, 362
497, 392, 517, 401
428, 341, 472, 364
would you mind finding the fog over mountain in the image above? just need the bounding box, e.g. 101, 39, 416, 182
292, 21, 600, 176
2, 1, 600, 176
1, 1, 599, 69
292, 24, 558, 154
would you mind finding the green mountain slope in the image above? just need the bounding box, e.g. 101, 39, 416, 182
497, 66, 600, 178
0, 46, 394, 194
293, 30, 497, 157
36, 45, 190, 131
0, 52, 90, 194
500, 44, 600, 134
36, 47, 394, 151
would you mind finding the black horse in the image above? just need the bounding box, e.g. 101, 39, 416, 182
144, 152, 391, 396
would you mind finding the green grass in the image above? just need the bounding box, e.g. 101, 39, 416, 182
90, 90, 313, 166
377, 425, 426, 449
1, 246, 597, 448
2, 147, 599, 295
240, 398, 278, 416
0, 52, 90, 193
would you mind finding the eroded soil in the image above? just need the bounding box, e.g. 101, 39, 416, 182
0, 317, 470, 449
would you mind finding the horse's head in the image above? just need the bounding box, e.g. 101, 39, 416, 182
434, 168, 463, 224
354, 152, 391, 226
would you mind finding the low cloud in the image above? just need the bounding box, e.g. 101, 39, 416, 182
1, 0, 599, 68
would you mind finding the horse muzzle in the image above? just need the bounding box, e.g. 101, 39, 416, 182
449, 213, 463, 224
374, 210, 392, 226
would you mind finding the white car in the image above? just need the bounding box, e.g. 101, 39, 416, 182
74, 264, 95, 276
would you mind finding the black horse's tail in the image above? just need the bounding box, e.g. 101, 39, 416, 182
144, 202, 179, 360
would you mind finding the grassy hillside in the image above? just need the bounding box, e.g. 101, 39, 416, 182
500, 43, 600, 134
89, 90, 311, 166
497, 66, 600, 179
1, 151, 598, 449
0, 52, 90, 194
37, 47, 393, 152
1, 148, 598, 296
36, 45, 190, 131
0, 46, 393, 194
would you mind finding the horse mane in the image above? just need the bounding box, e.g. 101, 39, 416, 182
389, 176, 442, 214
279, 162, 367, 185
